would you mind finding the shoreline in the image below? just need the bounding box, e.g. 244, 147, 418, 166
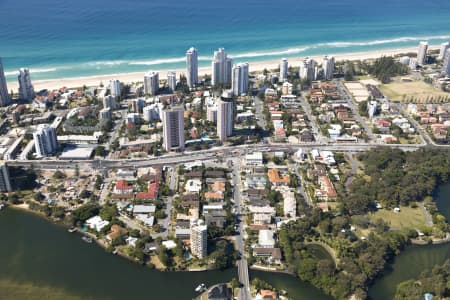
6, 45, 439, 92
4, 204, 223, 272
4, 200, 450, 300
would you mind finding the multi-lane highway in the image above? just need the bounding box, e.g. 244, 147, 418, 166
6, 141, 438, 171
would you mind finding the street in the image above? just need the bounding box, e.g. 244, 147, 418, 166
231, 157, 251, 300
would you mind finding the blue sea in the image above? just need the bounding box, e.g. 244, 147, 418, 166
1, 0, 450, 83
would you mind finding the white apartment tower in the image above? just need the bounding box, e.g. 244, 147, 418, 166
438, 42, 450, 60
186, 47, 198, 88
417, 41, 428, 65
206, 104, 218, 123
231, 62, 249, 96
409, 58, 418, 70
162, 106, 185, 151
167, 71, 176, 92
217, 90, 234, 141
109, 79, 121, 97
190, 219, 207, 259
322, 56, 335, 80
443, 49, 450, 75
211, 48, 233, 86
99, 108, 112, 120
299, 58, 317, 81
280, 58, 288, 82
0, 58, 9, 107
144, 71, 159, 95
18, 68, 35, 100
0, 162, 12, 192
33, 124, 58, 157
103, 95, 117, 110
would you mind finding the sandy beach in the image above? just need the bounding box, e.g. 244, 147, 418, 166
6, 46, 437, 92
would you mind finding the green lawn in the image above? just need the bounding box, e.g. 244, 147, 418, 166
379, 80, 449, 102
368, 206, 426, 230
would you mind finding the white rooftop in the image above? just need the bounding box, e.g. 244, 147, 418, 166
185, 179, 202, 193
133, 204, 156, 214
85, 216, 109, 232
258, 229, 275, 248
136, 214, 154, 227
162, 240, 177, 249
60, 146, 95, 160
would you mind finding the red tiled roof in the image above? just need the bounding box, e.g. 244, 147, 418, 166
204, 192, 224, 200
116, 179, 133, 191
135, 181, 159, 200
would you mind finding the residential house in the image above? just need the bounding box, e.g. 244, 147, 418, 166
85, 216, 109, 232
207, 284, 232, 300
267, 169, 290, 187
316, 176, 337, 200
253, 213, 272, 225
113, 179, 134, 194
253, 248, 282, 265
106, 225, 128, 242
135, 180, 159, 201
258, 229, 275, 248
256, 290, 278, 300
185, 179, 202, 193
205, 210, 227, 228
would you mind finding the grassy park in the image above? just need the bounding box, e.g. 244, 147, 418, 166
379, 80, 449, 103
368, 206, 426, 230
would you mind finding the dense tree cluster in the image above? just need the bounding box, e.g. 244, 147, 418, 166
70, 203, 100, 226
365, 56, 408, 83
345, 148, 450, 214
278, 208, 413, 299
395, 260, 450, 300
277, 148, 450, 299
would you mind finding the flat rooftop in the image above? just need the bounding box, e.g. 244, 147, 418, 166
59, 146, 95, 160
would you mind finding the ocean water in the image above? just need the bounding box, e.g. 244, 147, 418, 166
1, 0, 450, 82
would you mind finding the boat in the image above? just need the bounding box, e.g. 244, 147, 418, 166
112, 250, 118, 255
81, 236, 93, 243
195, 283, 206, 292
68, 227, 77, 233
0, 204, 4, 211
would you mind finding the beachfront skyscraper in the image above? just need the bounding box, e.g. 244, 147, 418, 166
438, 42, 450, 60
162, 106, 185, 151
18, 68, 35, 101
0, 162, 12, 192
33, 124, 58, 157
167, 71, 176, 93
231, 62, 249, 96
211, 48, 233, 86
443, 49, 450, 75
299, 58, 317, 81
417, 41, 428, 65
190, 219, 207, 259
144, 71, 159, 95
217, 90, 234, 141
186, 47, 198, 88
0, 58, 9, 107
103, 95, 117, 110
322, 56, 335, 80
109, 79, 121, 97
280, 58, 288, 82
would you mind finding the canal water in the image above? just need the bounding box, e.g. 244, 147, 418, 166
0, 208, 329, 299
0, 183, 448, 300
367, 183, 450, 300
0, 209, 236, 300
